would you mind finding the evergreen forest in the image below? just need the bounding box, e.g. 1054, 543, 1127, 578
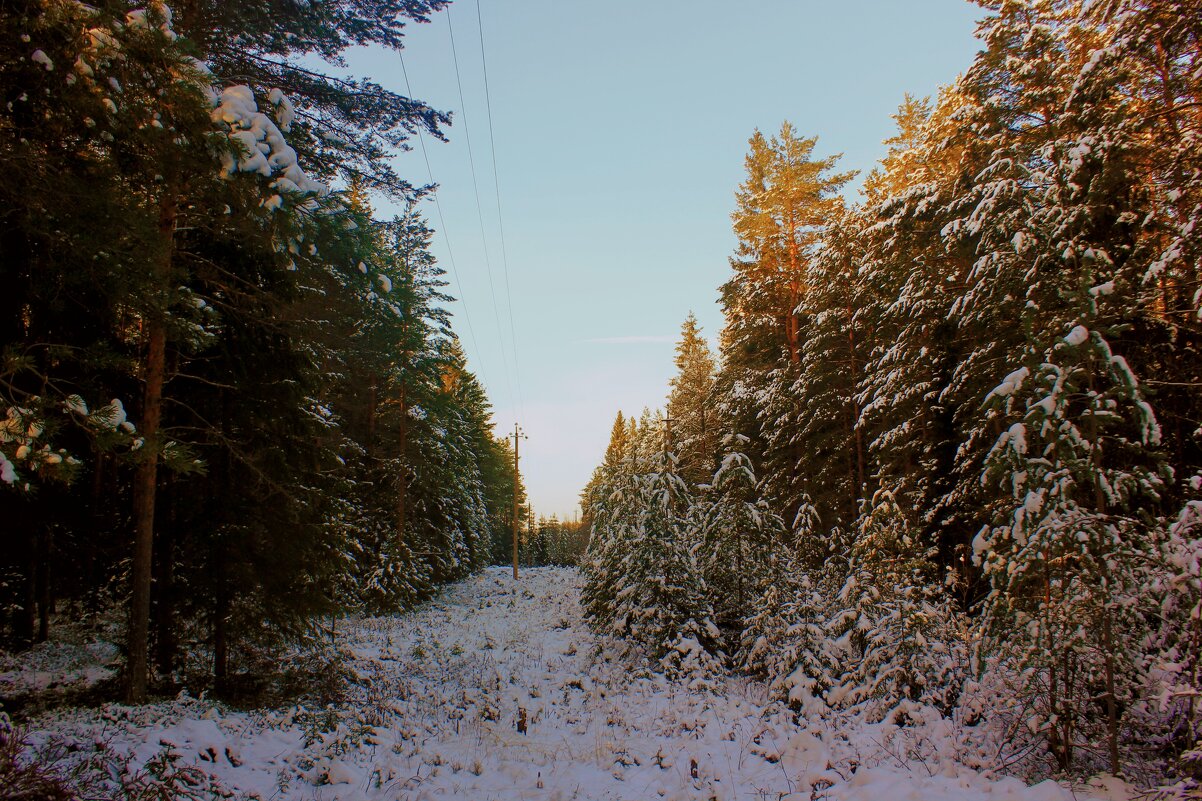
582, 0, 1202, 786
2, 0, 1201, 798
0, 0, 528, 703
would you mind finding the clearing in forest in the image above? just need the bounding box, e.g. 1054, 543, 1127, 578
16, 567, 1119, 800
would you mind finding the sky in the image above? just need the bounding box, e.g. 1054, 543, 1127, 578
348, 0, 984, 519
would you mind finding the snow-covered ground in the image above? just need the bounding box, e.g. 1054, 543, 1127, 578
16, 567, 1131, 800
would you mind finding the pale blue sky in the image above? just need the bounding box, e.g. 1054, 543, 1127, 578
350, 0, 983, 518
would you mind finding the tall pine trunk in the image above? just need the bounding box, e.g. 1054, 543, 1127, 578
127, 196, 176, 703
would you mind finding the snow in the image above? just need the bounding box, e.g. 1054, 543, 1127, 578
96, 398, 128, 429
211, 85, 327, 200
30, 49, 53, 70
0, 450, 16, 483
16, 568, 1128, 801
1, 637, 119, 701
998, 422, 1027, 455
125, 3, 177, 41
971, 527, 991, 561
1, 406, 40, 444
1064, 325, 1089, 347
266, 86, 296, 131
989, 366, 1028, 399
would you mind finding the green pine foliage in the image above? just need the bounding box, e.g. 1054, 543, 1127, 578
0, 0, 516, 699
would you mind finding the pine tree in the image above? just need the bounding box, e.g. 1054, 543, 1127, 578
775, 207, 869, 532
728, 123, 854, 366
722, 122, 854, 526
170, 0, 451, 197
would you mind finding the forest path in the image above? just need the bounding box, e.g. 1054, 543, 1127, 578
26, 568, 1099, 801
334, 566, 788, 800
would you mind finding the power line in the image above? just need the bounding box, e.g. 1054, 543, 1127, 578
474, 0, 525, 422
397, 52, 489, 390
445, 4, 517, 416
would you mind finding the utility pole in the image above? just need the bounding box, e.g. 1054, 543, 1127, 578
511, 423, 526, 580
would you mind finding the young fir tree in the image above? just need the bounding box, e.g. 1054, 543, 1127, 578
583, 425, 722, 682
617, 453, 722, 681
580, 440, 639, 631
976, 318, 1168, 773
666, 314, 718, 487
739, 494, 838, 712
1139, 486, 1202, 784
581, 410, 641, 622
695, 445, 783, 643
837, 490, 967, 722
581, 410, 630, 530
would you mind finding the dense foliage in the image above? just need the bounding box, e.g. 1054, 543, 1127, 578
0, 0, 519, 701
583, 0, 1202, 789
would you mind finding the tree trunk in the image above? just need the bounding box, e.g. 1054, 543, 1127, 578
34, 526, 51, 643
86, 453, 105, 619
127, 196, 176, 703
1102, 611, 1121, 775
17, 529, 36, 647
785, 219, 803, 365
396, 381, 407, 545
366, 376, 378, 459
213, 573, 229, 693
845, 293, 866, 499
153, 517, 176, 679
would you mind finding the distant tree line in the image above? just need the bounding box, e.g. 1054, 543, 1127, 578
583, 0, 1202, 788
0, 0, 524, 702
518, 514, 587, 568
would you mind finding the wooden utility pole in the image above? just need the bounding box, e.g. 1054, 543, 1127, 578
511, 423, 526, 580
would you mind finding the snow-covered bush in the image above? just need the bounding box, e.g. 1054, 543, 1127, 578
740, 490, 968, 722
1129, 486, 1202, 788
